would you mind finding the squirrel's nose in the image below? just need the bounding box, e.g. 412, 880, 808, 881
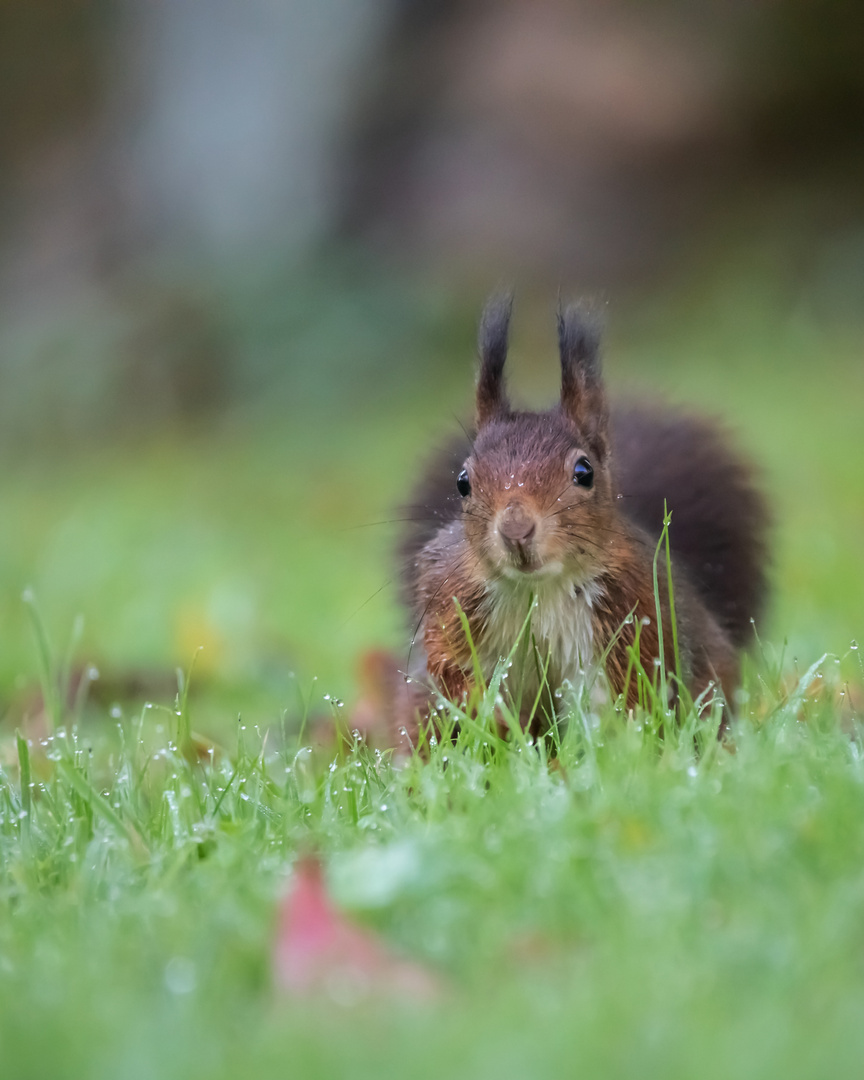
498, 505, 537, 552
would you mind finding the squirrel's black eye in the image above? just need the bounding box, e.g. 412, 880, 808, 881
457, 469, 471, 497
573, 457, 594, 489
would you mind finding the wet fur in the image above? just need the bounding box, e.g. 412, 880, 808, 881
401, 407, 769, 653
400, 297, 769, 733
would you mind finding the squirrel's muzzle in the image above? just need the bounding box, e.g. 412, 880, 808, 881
497, 503, 538, 567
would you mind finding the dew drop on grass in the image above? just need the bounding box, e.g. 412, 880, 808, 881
164, 957, 197, 996
687, 765, 698, 778
852, 640, 859, 651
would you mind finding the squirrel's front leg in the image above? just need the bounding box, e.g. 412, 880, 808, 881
423, 597, 476, 708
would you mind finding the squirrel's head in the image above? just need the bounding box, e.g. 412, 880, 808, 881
458, 295, 615, 584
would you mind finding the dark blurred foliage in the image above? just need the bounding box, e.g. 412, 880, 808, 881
749, 0, 864, 158
337, 0, 864, 283
0, 0, 862, 443
0, 1, 104, 177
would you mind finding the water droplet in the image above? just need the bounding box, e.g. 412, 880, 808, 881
164, 957, 197, 995
852, 640, 859, 651
687, 765, 698, 778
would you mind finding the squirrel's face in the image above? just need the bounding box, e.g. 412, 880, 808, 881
458, 411, 614, 583
463, 295, 612, 584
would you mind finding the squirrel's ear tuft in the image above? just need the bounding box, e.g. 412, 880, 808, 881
476, 293, 513, 427
558, 299, 609, 457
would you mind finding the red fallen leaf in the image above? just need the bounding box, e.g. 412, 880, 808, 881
274, 855, 439, 1003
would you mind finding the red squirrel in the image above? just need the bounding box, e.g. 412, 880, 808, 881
398, 295, 769, 737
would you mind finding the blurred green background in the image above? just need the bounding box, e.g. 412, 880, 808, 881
0, 0, 862, 731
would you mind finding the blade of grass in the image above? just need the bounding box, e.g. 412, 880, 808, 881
56, 758, 148, 857
22, 589, 60, 732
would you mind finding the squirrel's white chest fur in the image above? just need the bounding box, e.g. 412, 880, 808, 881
480, 573, 601, 695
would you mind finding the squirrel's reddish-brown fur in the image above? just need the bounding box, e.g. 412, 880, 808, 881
398, 296, 769, 741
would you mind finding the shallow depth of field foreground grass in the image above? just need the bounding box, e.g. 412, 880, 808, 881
2, 645, 864, 1079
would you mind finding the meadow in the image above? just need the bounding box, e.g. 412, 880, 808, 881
1, 232, 863, 1078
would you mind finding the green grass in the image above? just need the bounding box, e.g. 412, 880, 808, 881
1, 640, 863, 1079
1, 241, 863, 1077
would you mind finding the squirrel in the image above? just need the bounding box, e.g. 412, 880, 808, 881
397, 295, 769, 739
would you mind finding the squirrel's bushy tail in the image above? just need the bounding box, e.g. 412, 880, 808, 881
611, 405, 770, 648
